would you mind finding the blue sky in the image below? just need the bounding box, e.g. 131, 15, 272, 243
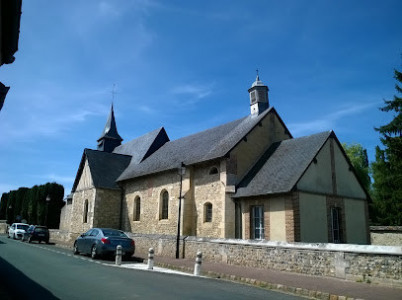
0, 0, 401, 198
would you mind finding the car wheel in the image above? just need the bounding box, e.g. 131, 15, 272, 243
73, 243, 79, 255
91, 245, 98, 259
45, 239, 49, 244
13, 233, 16, 240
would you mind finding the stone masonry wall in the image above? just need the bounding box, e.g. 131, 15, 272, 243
93, 188, 121, 229
193, 162, 225, 238
122, 169, 185, 235
50, 230, 401, 287
370, 226, 402, 246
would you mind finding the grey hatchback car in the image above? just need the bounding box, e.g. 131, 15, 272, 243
73, 228, 135, 260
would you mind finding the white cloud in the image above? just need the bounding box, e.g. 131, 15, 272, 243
43, 174, 75, 184
137, 105, 153, 114
171, 84, 213, 100
288, 101, 379, 136
0, 86, 110, 144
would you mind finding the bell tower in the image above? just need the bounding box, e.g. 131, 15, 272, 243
97, 104, 123, 152
248, 72, 269, 116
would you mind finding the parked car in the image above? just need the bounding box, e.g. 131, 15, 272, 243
22, 225, 50, 243
8, 223, 29, 239
73, 228, 135, 260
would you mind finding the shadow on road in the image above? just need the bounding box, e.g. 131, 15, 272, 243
0, 256, 59, 299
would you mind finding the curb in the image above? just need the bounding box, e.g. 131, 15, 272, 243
51, 241, 363, 300
153, 261, 363, 300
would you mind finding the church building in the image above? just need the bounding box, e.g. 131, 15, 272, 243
59, 76, 370, 244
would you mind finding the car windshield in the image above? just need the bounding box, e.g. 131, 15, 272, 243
101, 229, 127, 238
35, 227, 48, 232
17, 225, 29, 230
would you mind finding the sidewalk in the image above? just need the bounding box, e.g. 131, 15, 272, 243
129, 250, 401, 300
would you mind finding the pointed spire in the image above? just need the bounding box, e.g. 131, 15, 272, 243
97, 104, 123, 152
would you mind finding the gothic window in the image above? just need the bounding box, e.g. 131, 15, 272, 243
204, 202, 212, 222
331, 207, 342, 243
134, 196, 141, 221
160, 191, 169, 220
83, 199, 89, 223
251, 205, 264, 240
209, 167, 218, 175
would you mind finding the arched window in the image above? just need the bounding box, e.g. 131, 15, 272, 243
83, 199, 89, 223
134, 196, 141, 221
160, 191, 169, 220
209, 167, 218, 175
204, 202, 212, 222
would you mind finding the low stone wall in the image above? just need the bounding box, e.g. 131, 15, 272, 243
49, 230, 402, 288
0, 220, 8, 234
370, 226, 402, 246
126, 233, 401, 288
49, 230, 80, 247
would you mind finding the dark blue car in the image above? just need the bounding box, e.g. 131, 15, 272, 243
73, 228, 135, 260
22, 225, 50, 243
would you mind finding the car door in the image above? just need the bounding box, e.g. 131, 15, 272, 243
9, 224, 15, 237
87, 229, 99, 250
79, 229, 93, 254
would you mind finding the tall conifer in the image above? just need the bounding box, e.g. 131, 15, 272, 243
372, 68, 402, 225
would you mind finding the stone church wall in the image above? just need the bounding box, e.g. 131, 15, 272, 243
193, 161, 226, 238
122, 160, 233, 238
69, 188, 96, 234
230, 112, 291, 186
93, 188, 121, 229
59, 202, 72, 231
122, 169, 184, 235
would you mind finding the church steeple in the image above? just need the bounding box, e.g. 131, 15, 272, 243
248, 71, 269, 116
97, 104, 123, 152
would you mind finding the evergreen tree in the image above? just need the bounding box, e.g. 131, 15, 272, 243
0, 182, 65, 227
7, 191, 17, 224
372, 68, 402, 225
15, 188, 28, 222
0, 193, 9, 219
342, 143, 371, 193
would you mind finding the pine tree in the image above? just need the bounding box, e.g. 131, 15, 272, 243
371, 68, 402, 225
342, 143, 371, 193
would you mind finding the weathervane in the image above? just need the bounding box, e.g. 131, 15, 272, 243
111, 83, 118, 103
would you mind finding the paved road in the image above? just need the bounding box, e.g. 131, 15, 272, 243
0, 236, 303, 299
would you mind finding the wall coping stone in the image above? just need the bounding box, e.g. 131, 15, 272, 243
186, 236, 402, 255
370, 226, 402, 232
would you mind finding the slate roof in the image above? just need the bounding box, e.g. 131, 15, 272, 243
234, 131, 333, 198
72, 149, 131, 191
113, 127, 169, 163
117, 107, 284, 182
72, 128, 168, 192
